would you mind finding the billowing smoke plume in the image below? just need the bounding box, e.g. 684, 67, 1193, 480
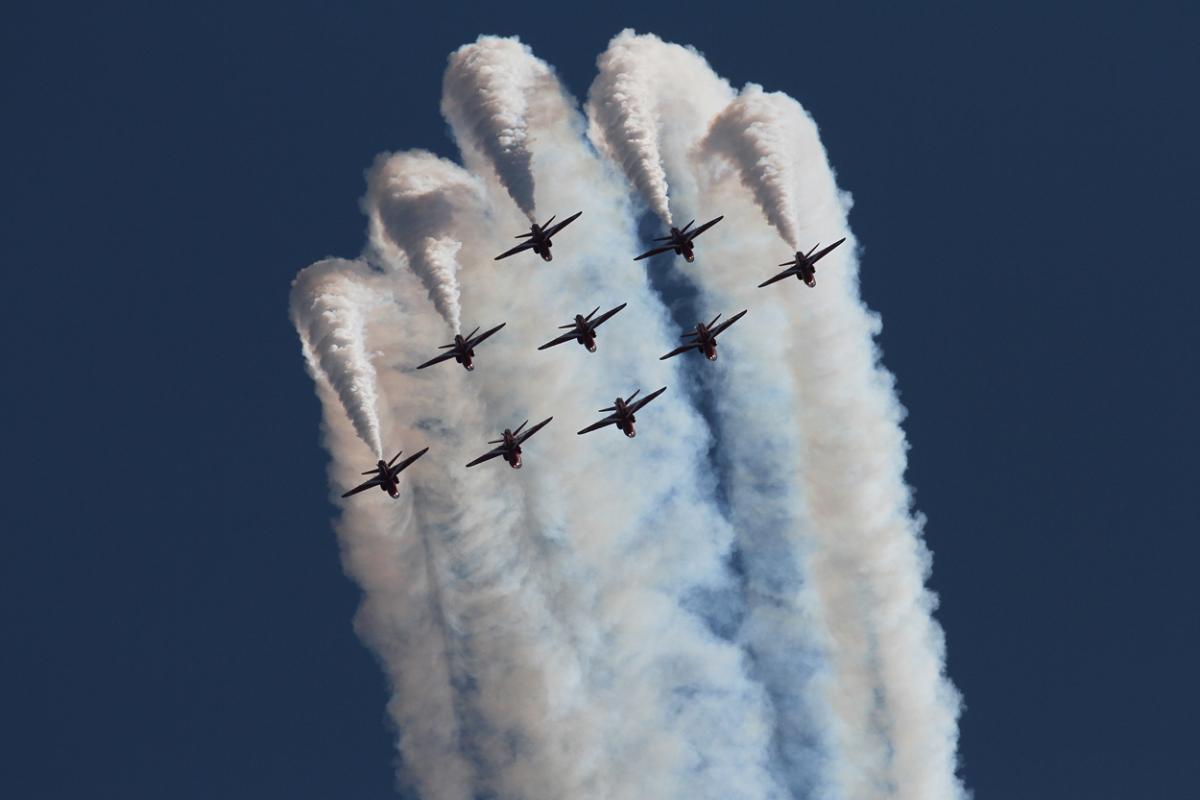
290, 260, 385, 457
586, 30, 965, 800
585, 34, 674, 224
700, 85, 806, 250
586, 31, 734, 224
365, 150, 485, 333
442, 36, 554, 218
292, 30, 965, 800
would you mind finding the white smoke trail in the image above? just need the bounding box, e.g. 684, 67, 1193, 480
294, 261, 475, 800
588, 32, 846, 799
292, 31, 963, 800
697, 86, 965, 800
700, 86, 804, 249
587, 31, 733, 224
442, 36, 553, 219
710, 87, 964, 800
437, 39, 785, 799
588, 31, 964, 800
364, 150, 485, 333
291, 260, 385, 457
585, 34, 674, 224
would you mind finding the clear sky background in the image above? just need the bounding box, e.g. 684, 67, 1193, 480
3, 2, 1197, 798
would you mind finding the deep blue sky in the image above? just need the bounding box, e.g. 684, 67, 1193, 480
4, 2, 1197, 797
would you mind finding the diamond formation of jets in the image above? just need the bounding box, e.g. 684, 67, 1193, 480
634, 216, 723, 263
757, 238, 847, 288
466, 417, 554, 469
538, 303, 627, 353
494, 212, 583, 262
341, 448, 429, 498
335, 198, 853, 497
660, 310, 747, 362
577, 387, 668, 438
417, 323, 506, 371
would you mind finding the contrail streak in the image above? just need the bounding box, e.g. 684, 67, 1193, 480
365, 150, 485, 333
291, 259, 385, 457
292, 30, 964, 800
700, 86, 805, 250
442, 36, 552, 219
698, 85, 965, 799
587, 30, 734, 224
438, 41, 784, 799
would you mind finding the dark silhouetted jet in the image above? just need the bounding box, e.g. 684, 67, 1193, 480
758, 238, 846, 288
634, 216, 723, 263
660, 310, 747, 362
417, 323, 506, 371
466, 417, 553, 469
341, 448, 429, 499
538, 303, 627, 353
577, 387, 667, 438
494, 212, 583, 262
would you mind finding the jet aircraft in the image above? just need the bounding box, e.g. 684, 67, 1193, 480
757, 238, 847, 288
537, 303, 627, 353
494, 212, 583, 262
577, 387, 668, 438
660, 310, 747, 362
466, 417, 554, 469
341, 448, 429, 499
633, 216, 723, 263
416, 323, 506, 371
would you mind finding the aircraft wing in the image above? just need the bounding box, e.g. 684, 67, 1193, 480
468, 323, 506, 347
465, 447, 506, 468
711, 309, 748, 337
389, 447, 429, 477
543, 211, 582, 238
757, 267, 797, 288
685, 216, 724, 241
591, 302, 627, 328
629, 386, 667, 413
809, 237, 847, 264
494, 240, 536, 260
537, 331, 578, 350
341, 477, 383, 498
659, 343, 700, 360
416, 349, 459, 369
577, 416, 619, 435
516, 416, 553, 444
633, 244, 675, 261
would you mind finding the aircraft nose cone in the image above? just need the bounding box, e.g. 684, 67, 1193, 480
587, 343, 596, 352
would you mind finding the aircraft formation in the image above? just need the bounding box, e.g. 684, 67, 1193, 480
343, 211, 846, 496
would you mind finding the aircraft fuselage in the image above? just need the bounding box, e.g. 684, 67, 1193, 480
667, 229, 695, 261
501, 430, 523, 468
794, 254, 817, 286
449, 335, 476, 370
613, 398, 637, 437
528, 225, 554, 261
372, 460, 401, 497
572, 316, 598, 351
